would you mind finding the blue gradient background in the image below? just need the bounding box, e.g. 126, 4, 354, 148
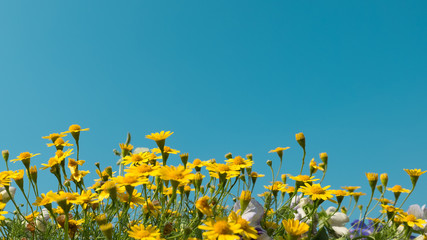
0, 1, 426, 219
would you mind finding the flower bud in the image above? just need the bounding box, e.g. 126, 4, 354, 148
266, 160, 272, 167
376, 185, 383, 193
281, 174, 287, 184
380, 173, 388, 187
100, 223, 113, 240
180, 153, 189, 168
319, 152, 328, 165
29, 166, 38, 184
365, 173, 378, 191
246, 153, 253, 161
225, 153, 232, 159
95, 214, 108, 225
104, 166, 113, 178
2, 150, 9, 162
239, 190, 252, 213
295, 132, 306, 149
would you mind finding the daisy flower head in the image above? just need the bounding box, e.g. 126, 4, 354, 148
42, 133, 67, 143
404, 169, 427, 187
228, 211, 259, 240
225, 156, 253, 170
206, 163, 240, 181
282, 219, 309, 237
351, 192, 366, 202
47, 138, 73, 151
61, 124, 89, 142
387, 185, 410, 193
145, 131, 173, 151
119, 143, 134, 156
299, 183, 333, 201
289, 175, 319, 188
11, 152, 40, 169
268, 147, 290, 160
198, 218, 242, 240
128, 224, 162, 240
341, 186, 360, 193
195, 196, 213, 217
398, 213, 427, 228
157, 165, 194, 188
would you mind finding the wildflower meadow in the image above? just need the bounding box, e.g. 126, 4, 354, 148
0, 124, 426, 240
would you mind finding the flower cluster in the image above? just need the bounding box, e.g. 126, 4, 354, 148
0, 126, 425, 239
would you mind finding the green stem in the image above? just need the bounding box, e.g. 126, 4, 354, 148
299, 149, 306, 175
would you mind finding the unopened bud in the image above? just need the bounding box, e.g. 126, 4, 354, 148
2, 150, 9, 162
100, 223, 113, 240
104, 166, 113, 178
266, 160, 272, 167
239, 190, 252, 213
225, 153, 232, 159
280, 174, 287, 184
380, 173, 388, 187
180, 153, 189, 167
295, 132, 306, 149
319, 152, 328, 165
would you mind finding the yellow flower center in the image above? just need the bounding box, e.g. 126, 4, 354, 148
298, 175, 310, 181
237, 219, 249, 229
193, 159, 202, 165
138, 229, 152, 237
217, 165, 230, 172
56, 150, 64, 158
69, 124, 81, 132
310, 186, 325, 194
251, 172, 258, 178
55, 138, 65, 145
406, 215, 416, 222
213, 221, 232, 234
233, 156, 245, 165
131, 155, 143, 162
138, 165, 151, 173
19, 152, 31, 160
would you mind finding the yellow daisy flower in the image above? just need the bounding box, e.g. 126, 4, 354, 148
198, 218, 242, 240
228, 211, 258, 240
157, 165, 194, 186
341, 186, 361, 193
128, 224, 163, 240
195, 196, 213, 216
42, 133, 67, 142
299, 183, 333, 201
282, 219, 309, 237
225, 156, 253, 170
398, 213, 427, 228
387, 185, 410, 193
145, 131, 173, 142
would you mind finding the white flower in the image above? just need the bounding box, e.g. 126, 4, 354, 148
234, 199, 273, 240
133, 147, 149, 154
326, 207, 349, 236
35, 208, 50, 232
0, 187, 16, 203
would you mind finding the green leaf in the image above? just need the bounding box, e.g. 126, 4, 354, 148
312, 227, 329, 240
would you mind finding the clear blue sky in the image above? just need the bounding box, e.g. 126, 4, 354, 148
0, 1, 426, 217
